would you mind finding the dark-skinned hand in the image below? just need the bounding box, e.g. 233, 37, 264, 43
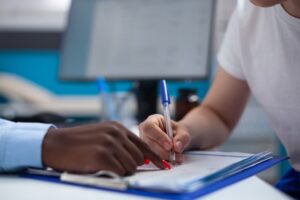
42, 121, 165, 176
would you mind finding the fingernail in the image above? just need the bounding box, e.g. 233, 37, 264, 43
175, 141, 183, 152
162, 160, 172, 170
164, 142, 172, 150
144, 158, 150, 165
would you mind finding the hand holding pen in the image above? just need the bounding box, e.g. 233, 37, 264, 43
160, 80, 176, 165
139, 81, 192, 164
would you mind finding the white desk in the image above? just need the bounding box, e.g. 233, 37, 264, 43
0, 175, 291, 200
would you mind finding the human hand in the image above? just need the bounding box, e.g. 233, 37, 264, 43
42, 121, 165, 176
139, 114, 191, 163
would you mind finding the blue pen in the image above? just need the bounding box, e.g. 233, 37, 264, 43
97, 76, 119, 121
160, 80, 176, 165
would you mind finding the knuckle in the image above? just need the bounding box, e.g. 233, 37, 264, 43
106, 122, 128, 138
106, 127, 123, 137
101, 134, 117, 147
141, 122, 154, 133
110, 130, 123, 138
138, 121, 146, 130
181, 131, 191, 143
148, 114, 162, 120
94, 146, 110, 159
139, 115, 163, 137
181, 131, 189, 139
108, 124, 120, 133
110, 121, 123, 129
144, 114, 157, 125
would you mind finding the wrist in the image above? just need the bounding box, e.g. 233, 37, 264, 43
42, 127, 59, 168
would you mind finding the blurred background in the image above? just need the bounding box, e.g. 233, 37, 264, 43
0, 0, 289, 183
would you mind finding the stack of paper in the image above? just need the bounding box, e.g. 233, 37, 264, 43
27, 151, 275, 194
125, 151, 272, 193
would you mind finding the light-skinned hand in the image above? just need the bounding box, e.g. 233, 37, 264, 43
139, 114, 191, 163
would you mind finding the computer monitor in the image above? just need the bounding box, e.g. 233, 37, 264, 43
60, 0, 215, 121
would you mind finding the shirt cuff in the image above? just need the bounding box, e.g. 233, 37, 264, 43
3, 122, 54, 172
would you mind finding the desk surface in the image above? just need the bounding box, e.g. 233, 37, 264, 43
0, 175, 291, 200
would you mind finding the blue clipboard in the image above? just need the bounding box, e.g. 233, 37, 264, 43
22, 155, 287, 200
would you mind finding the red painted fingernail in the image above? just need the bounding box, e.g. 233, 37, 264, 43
144, 158, 150, 165
162, 160, 172, 170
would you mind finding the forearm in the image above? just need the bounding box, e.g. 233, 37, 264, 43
178, 68, 250, 151
179, 105, 231, 150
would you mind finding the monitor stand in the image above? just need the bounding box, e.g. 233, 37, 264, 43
135, 80, 158, 123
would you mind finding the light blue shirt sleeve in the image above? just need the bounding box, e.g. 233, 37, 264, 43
0, 118, 54, 173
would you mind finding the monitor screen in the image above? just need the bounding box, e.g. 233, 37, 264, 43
60, 0, 215, 80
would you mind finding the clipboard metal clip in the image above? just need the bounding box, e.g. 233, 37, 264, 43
61, 170, 128, 190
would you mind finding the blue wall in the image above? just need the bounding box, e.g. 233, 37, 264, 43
0, 50, 98, 95
0, 50, 210, 99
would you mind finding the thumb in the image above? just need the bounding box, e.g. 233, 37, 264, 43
173, 128, 190, 153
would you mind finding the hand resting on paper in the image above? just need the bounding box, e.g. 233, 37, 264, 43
42, 121, 165, 176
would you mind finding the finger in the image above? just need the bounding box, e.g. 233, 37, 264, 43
121, 125, 165, 169
141, 136, 170, 160
175, 153, 186, 164
128, 134, 165, 169
112, 142, 138, 175
108, 123, 145, 166
173, 128, 190, 153
100, 153, 126, 176
94, 143, 128, 176
139, 122, 172, 151
141, 131, 170, 159
122, 137, 144, 166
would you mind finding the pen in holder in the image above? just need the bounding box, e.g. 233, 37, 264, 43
97, 76, 119, 121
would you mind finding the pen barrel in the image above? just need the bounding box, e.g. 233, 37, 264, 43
163, 105, 173, 139
163, 104, 176, 164
97, 76, 119, 121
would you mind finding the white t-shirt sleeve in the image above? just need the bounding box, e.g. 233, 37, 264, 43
218, 7, 246, 80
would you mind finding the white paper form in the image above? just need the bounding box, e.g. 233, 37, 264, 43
26, 151, 273, 193
125, 151, 252, 192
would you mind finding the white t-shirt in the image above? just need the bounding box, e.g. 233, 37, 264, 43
218, 1, 300, 170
